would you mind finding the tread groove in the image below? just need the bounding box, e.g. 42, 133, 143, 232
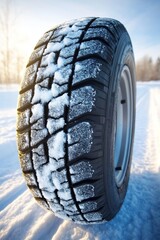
72, 178, 100, 188
23, 29, 54, 207
64, 17, 97, 222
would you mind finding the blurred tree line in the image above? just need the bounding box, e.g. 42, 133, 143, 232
0, 0, 160, 84
0, 0, 25, 84
136, 56, 160, 81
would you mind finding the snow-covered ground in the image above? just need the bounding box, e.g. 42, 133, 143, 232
0, 82, 160, 240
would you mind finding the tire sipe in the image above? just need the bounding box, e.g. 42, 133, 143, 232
17, 17, 136, 224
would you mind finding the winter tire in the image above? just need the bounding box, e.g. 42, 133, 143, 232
17, 17, 136, 224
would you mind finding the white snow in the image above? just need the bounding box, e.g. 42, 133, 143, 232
71, 25, 79, 32
48, 93, 69, 118
52, 175, 63, 190
47, 118, 65, 135
0, 82, 160, 239
47, 131, 66, 159
48, 42, 64, 53
30, 103, 44, 123
51, 83, 60, 97
63, 37, 75, 46
56, 26, 72, 36
41, 52, 56, 66
75, 63, 82, 72
37, 63, 57, 80
54, 71, 65, 83
58, 188, 72, 201
32, 84, 53, 104
36, 163, 56, 194
57, 57, 65, 68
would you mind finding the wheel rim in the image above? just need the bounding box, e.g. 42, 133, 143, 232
114, 65, 133, 187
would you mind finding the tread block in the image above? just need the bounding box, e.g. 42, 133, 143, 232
29, 45, 45, 64
68, 122, 93, 161
57, 188, 72, 201
47, 131, 66, 159
54, 64, 72, 85
47, 117, 65, 135
48, 93, 69, 118
53, 26, 73, 38
72, 59, 103, 86
66, 30, 83, 39
31, 84, 51, 104
68, 86, 96, 121
17, 131, 30, 152
18, 89, 32, 110
60, 43, 79, 58
30, 104, 44, 123
70, 161, 94, 184
60, 202, 77, 212
21, 62, 39, 91
35, 31, 53, 49
79, 39, 113, 64
19, 153, 32, 171
71, 215, 84, 222
91, 18, 119, 39
30, 186, 42, 198
35, 168, 57, 200
39, 78, 50, 88
32, 152, 47, 170
50, 35, 63, 43
40, 52, 56, 67
84, 212, 102, 221
48, 201, 64, 212
36, 64, 57, 82
73, 17, 94, 28
83, 27, 114, 49
73, 184, 94, 201
17, 109, 30, 131
31, 119, 48, 146
41, 189, 57, 201
32, 143, 45, 155
79, 201, 97, 213
51, 169, 68, 190
24, 172, 37, 185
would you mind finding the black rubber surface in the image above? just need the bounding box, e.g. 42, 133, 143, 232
17, 17, 136, 224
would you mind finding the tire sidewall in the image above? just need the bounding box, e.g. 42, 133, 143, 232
103, 32, 136, 219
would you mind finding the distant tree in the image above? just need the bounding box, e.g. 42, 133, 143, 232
136, 56, 160, 81
136, 56, 151, 81
0, 0, 12, 83
0, 0, 25, 84
155, 57, 160, 80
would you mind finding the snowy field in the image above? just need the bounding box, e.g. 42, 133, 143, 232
0, 82, 160, 240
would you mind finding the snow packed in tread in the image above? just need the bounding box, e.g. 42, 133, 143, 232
17, 17, 113, 223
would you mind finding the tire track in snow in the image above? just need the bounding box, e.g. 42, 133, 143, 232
0, 190, 62, 240
143, 86, 160, 172
133, 84, 150, 164
0, 83, 160, 240
0, 182, 26, 211
136, 83, 149, 110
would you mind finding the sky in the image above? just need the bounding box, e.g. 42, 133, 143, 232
1, 0, 160, 63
